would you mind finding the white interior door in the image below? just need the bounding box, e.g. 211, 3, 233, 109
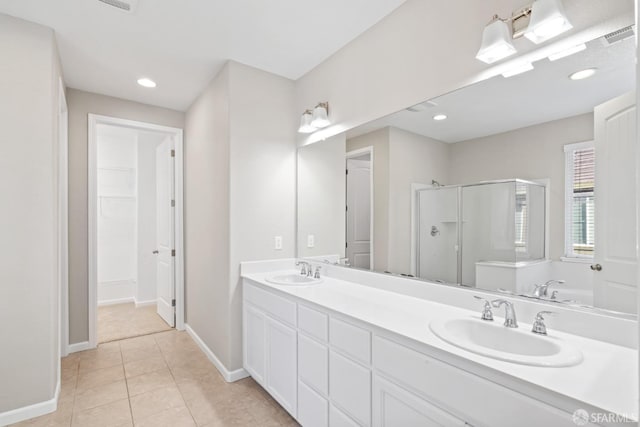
155, 137, 175, 326
346, 158, 372, 269
593, 92, 637, 313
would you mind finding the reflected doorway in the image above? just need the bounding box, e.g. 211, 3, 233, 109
346, 148, 373, 269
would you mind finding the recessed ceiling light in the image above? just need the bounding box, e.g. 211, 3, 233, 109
569, 68, 597, 81
137, 78, 157, 88
433, 114, 448, 121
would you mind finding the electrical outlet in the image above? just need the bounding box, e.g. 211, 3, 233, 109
274, 236, 283, 250
307, 234, 315, 248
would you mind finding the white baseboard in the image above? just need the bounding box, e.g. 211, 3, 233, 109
68, 341, 92, 354
97, 297, 135, 307
134, 298, 157, 308
0, 380, 59, 426
185, 324, 249, 383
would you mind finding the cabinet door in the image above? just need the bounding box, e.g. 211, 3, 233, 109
373, 376, 466, 427
299, 381, 329, 427
243, 304, 266, 385
266, 317, 298, 417
329, 350, 371, 426
299, 333, 329, 396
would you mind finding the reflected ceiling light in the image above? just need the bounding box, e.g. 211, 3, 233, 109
137, 77, 156, 88
548, 43, 586, 61
502, 62, 534, 78
524, 0, 572, 44
569, 68, 597, 81
311, 102, 331, 128
476, 16, 517, 64
298, 110, 315, 133
298, 102, 331, 134
433, 114, 448, 121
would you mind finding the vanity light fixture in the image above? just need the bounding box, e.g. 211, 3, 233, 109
137, 77, 156, 88
298, 102, 331, 133
524, 0, 573, 44
433, 114, 448, 121
569, 68, 597, 81
476, 0, 572, 64
298, 110, 315, 133
476, 16, 517, 64
501, 62, 534, 78
311, 102, 331, 128
548, 43, 586, 61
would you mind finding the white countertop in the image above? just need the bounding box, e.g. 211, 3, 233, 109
243, 269, 638, 420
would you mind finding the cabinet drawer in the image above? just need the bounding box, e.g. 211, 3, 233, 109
299, 333, 329, 396
373, 336, 592, 427
244, 281, 296, 327
330, 405, 361, 427
373, 376, 466, 427
299, 381, 329, 427
330, 318, 371, 366
299, 304, 329, 342
330, 350, 371, 427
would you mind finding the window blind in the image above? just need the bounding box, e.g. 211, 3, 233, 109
571, 147, 595, 255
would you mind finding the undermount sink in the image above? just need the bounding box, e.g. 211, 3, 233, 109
429, 317, 583, 367
266, 273, 322, 286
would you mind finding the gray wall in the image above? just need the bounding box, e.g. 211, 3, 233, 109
387, 127, 450, 274
0, 13, 62, 412
185, 61, 296, 371
450, 113, 594, 260
298, 134, 347, 259
227, 62, 297, 368
184, 63, 232, 367
67, 89, 184, 344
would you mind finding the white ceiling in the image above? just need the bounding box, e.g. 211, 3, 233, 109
0, 0, 407, 111
347, 32, 636, 143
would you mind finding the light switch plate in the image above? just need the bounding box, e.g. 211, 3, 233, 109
307, 234, 315, 248
274, 236, 283, 250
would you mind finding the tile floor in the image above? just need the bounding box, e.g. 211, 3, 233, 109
12, 330, 299, 427
98, 303, 173, 343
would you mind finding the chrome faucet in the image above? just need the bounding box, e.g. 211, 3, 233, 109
531, 311, 554, 335
295, 261, 312, 277
314, 266, 321, 279
491, 299, 518, 328
532, 280, 565, 298
473, 296, 494, 321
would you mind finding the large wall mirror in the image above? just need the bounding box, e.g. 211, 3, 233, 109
297, 13, 637, 316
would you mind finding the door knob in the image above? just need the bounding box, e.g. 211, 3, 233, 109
590, 264, 602, 271
152, 250, 159, 255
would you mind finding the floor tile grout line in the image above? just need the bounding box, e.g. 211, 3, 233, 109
153, 332, 199, 426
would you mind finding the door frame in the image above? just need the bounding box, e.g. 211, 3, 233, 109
87, 114, 185, 349
345, 147, 374, 269
58, 79, 69, 358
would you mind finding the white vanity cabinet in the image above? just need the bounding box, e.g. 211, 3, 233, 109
242, 280, 603, 427
243, 284, 298, 417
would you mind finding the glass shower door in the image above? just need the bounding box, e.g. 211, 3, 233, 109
417, 187, 459, 284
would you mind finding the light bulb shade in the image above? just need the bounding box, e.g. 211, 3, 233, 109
475, 19, 517, 64
311, 104, 330, 128
298, 111, 315, 133
524, 0, 572, 44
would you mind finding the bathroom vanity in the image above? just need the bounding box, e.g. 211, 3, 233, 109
241, 260, 637, 427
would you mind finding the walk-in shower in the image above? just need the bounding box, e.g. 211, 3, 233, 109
416, 179, 546, 288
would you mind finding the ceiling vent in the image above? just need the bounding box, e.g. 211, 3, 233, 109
603, 25, 635, 46
406, 100, 438, 113
97, 0, 138, 13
